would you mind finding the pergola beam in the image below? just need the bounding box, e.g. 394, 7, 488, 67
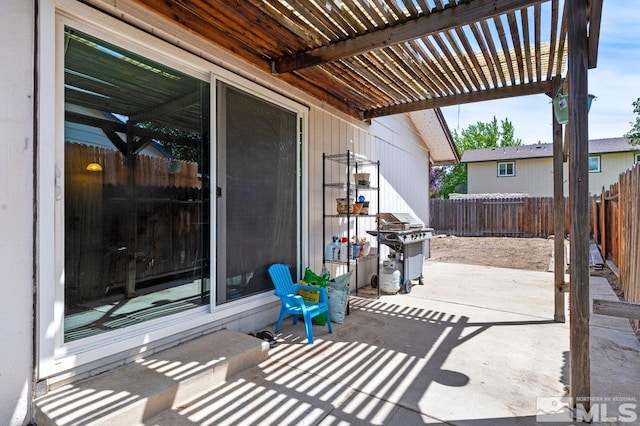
587, 0, 604, 69
363, 80, 552, 119
272, 0, 545, 74
65, 111, 198, 151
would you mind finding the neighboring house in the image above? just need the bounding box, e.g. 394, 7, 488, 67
2, 1, 459, 424
461, 137, 638, 197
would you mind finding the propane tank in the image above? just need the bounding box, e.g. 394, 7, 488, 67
379, 258, 401, 294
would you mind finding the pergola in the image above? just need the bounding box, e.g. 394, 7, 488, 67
111, 0, 602, 410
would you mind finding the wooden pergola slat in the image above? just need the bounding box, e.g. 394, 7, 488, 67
506, 11, 525, 83
378, 0, 407, 22
129, 0, 601, 121
434, 32, 475, 92
388, 44, 441, 98
455, 27, 490, 90
546, 0, 560, 80
534, 3, 542, 81
342, 1, 379, 32
493, 16, 517, 86
401, 0, 419, 18
407, 39, 456, 96
521, 8, 534, 83
363, 50, 422, 101
246, 0, 326, 48
325, 61, 391, 107
444, 29, 482, 90
479, 19, 509, 87
384, 46, 437, 98
415, 0, 430, 15
272, 0, 545, 74
320, 0, 360, 37
358, 1, 388, 28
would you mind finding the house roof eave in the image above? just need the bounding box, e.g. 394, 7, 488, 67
408, 109, 460, 165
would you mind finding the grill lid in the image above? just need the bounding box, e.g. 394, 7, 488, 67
379, 212, 424, 229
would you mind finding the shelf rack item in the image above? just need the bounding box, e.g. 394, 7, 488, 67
322, 150, 380, 298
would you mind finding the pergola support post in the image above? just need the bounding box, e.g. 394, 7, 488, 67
552, 75, 565, 323
568, 0, 591, 413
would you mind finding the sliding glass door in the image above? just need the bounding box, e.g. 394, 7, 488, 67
63, 27, 210, 342
216, 82, 298, 304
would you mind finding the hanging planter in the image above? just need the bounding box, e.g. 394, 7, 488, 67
553, 93, 596, 124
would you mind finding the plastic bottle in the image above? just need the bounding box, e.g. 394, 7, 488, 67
338, 237, 349, 262
325, 236, 338, 261
352, 243, 360, 259
333, 237, 342, 261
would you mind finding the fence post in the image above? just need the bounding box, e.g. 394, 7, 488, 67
600, 187, 606, 259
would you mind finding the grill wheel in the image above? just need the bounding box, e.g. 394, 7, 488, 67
401, 278, 412, 294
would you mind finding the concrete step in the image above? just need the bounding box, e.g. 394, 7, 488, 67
34, 330, 269, 426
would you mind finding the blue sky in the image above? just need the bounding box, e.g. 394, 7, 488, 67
441, 1, 640, 145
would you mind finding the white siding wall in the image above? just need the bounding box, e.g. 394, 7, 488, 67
1, 1, 34, 425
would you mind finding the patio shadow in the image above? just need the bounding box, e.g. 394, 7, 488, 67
158, 293, 568, 425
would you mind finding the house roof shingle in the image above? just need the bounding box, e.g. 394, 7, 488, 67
460, 137, 636, 163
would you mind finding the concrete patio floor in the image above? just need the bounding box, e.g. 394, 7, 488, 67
149, 261, 640, 425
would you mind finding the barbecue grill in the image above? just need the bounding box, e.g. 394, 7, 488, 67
368, 213, 432, 294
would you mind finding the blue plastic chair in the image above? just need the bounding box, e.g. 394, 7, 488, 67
268, 263, 332, 344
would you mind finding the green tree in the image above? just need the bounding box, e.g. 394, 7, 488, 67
625, 97, 640, 145
137, 121, 202, 163
433, 117, 522, 199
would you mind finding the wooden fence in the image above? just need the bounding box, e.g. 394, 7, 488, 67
430, 197, 572, 238
592, 164, 640, 328
66, 142, 200, 188
65, 143, 206, 305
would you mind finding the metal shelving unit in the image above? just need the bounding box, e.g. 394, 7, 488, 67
322, 150, 380, 297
